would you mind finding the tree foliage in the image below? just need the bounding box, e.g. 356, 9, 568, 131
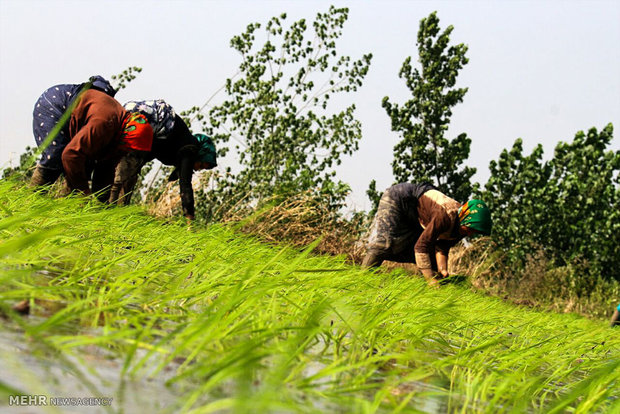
2, 146, 36, 180
110, 66, 142, 91
370, 11, 474, 208
481, 123, 620, 281
201, 6, 372, 218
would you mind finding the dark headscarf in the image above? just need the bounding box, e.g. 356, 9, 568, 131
87, 75, 117, 97
194, 134, 217, 166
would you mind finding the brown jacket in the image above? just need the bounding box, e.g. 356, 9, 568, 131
62, 89, 128, 194
414, 189, 462, 269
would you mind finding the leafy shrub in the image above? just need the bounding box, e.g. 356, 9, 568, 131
481, 123, 619, 282
451, 238, 620, 319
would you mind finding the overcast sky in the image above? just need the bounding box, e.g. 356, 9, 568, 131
1, 0, 618, 211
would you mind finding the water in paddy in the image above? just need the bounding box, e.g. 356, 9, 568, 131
1, 324, 456, 413
0, 326, 180, 414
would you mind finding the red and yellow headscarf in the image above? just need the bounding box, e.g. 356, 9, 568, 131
119, 113, 153, 152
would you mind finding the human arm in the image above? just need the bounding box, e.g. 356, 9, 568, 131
109, 151, 149, 205
414, 216, 453, 285
414, 230, 440, 286
177, 149, 196, 220
414, 224, 439, 272
91, 159, 118, 203
434, 239, 459, 279
435, 250, 449, 279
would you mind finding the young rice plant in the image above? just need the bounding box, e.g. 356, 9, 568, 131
0, 179, 618, 413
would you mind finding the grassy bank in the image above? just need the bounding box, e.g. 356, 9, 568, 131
0, 180, 618, 413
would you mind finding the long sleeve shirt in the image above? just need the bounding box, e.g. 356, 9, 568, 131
112, 115, 200, 216
413, 189, 462, 269
152, 115, 200, 217
62, 90, 127, 194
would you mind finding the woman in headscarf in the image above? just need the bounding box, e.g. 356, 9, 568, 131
60, 89, 153, 200
30, 75, 118, 187
362, 182, 492, 287
109, 99, 217, 220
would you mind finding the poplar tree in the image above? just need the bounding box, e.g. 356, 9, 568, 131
203, 6, 372, 213
369, 12, 474, 208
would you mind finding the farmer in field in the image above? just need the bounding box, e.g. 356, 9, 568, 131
31, 79, 154, 200
362, 182, 492, 287
108, 99, 217, 221
30, 76, 118, 187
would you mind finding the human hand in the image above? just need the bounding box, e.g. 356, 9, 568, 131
426, 277, 440, 289
185, 214, 194, 228
421, 268, 440, 289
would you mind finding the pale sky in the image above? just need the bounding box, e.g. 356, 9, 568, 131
1, 0, 618, 211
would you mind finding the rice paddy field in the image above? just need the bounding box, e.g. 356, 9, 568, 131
0, 179, 618, 413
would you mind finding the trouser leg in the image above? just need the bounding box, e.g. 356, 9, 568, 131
109, 168, 139, 205
91, 161, 117, 203
109, 153, 145, 205
29, 164, 62, 188
362, 243, 419, 269
362, 249, 388, 268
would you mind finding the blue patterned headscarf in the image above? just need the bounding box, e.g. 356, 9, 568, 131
194, 134, 217, 166
123, 100, 176, 140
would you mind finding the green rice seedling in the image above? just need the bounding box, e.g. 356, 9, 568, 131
0, 179, 618, 413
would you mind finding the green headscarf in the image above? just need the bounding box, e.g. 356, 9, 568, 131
458, 199, 492, 235
194, 134, 217, 166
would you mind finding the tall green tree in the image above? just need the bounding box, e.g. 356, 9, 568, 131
481, 139, 552, 263
369, 11, 474, 207
481, 123, 620, 281
203, 6, 372, 214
